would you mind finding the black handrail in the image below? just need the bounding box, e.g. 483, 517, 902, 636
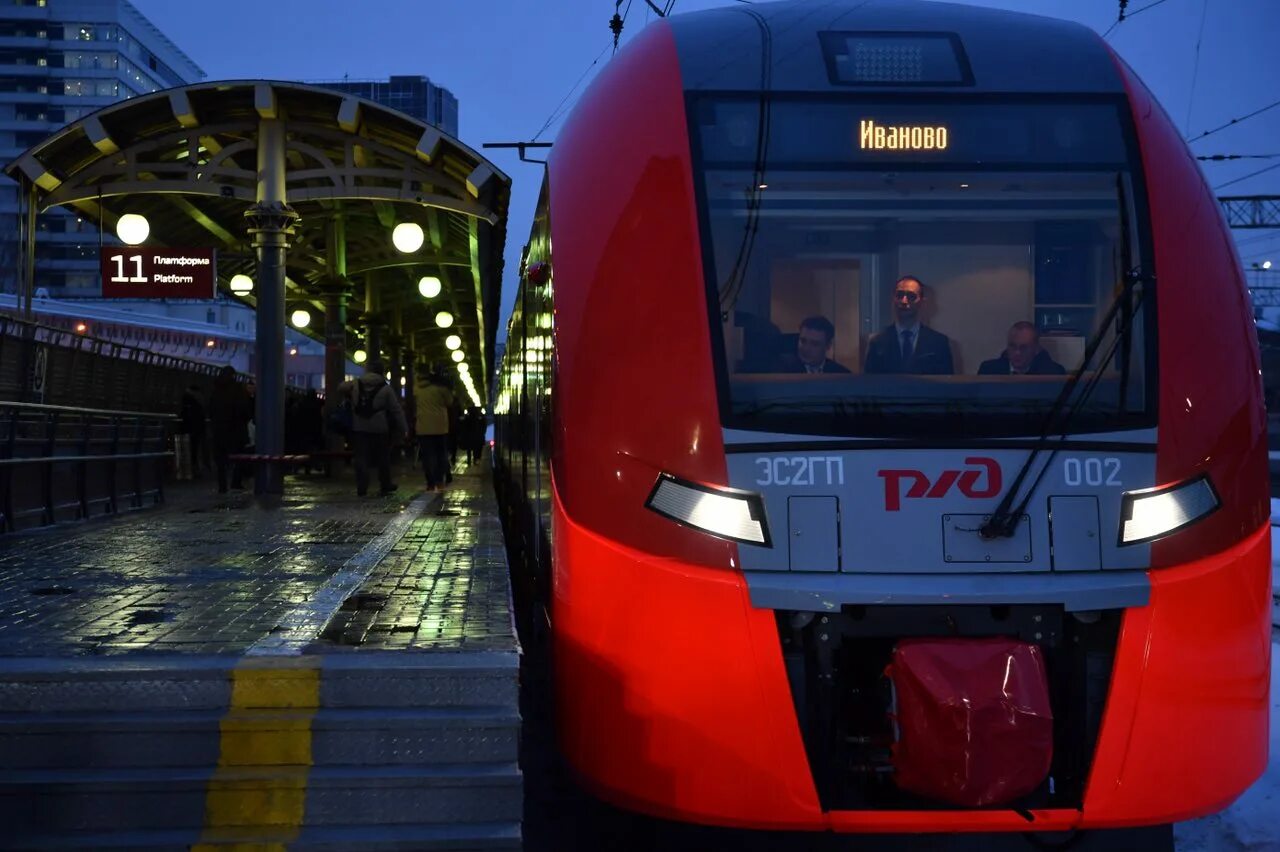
0, 401, 176, 533
0, 400, 178, 420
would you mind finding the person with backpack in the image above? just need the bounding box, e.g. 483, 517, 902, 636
345, 359, 407, 496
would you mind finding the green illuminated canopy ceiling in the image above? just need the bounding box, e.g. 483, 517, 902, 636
3, 80, 510, 394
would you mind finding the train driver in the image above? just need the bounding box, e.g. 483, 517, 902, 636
781, 315, 851, 374
864, 276, 955, 375
978, 321, 1066, 376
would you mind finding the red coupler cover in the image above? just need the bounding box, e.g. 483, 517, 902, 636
887, 637, 1053, 807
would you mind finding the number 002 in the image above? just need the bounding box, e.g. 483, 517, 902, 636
1063, 457, 1121, 487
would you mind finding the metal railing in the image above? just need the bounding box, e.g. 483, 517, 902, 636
0, 314, 227, 412
0, 401, 175, 533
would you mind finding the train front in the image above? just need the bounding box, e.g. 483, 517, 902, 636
546, 0, 1271, 835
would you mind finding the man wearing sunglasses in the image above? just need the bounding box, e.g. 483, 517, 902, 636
864, 276, 955, 375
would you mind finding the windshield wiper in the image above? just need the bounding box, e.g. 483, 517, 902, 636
980, 270, 1150, 540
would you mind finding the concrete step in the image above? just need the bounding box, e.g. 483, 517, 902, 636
0, 651, 519, 714
0, 707, 521, 769
9, 821, 522, 850
0, 763, 523, 836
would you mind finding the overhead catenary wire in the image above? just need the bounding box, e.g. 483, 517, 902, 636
1213, 162, 1280, 191
1104, 0, 1174, 39
1125, 0, 1176, 19
1183, 0, 1209, 135
1187, 98, 1280, 144
530, 40, 612, 142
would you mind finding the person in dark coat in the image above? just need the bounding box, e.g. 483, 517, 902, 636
778, 315, 851, 374
296, 390, 325, 470
978, 321, 1067, 376
864, 276, 955, 375
208, 366, 251, 493
179, 384, 207, 478
461, 408, 486, 465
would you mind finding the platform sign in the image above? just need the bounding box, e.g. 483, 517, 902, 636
100, 248, 217, 299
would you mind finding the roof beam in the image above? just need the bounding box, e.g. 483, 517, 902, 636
254, 84, 278, 119
83, 116, 119, 155
373, 200, 397, 229
465, 163, 494, 199
337, 97, 361, 133
415, 127, 442, 164
169, 90, 199, 129
14, 153, 61, 192
164, 195, 239, 247
198, 134, 222, 155
427, 209, 443, 252
347, 255, 469, 275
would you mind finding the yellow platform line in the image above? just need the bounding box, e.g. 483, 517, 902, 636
192, 659, 321, 851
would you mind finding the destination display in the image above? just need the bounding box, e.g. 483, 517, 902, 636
697, 100, 1130, 167
859, 119, 949, 151
100, 248, 217, 299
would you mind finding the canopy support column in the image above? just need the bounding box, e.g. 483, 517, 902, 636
403, 345, 416, 438
19, 177, 36, 320
388, 309, 404, 399
363, 271, 383, 364
323, 210, 350, 410
246, 117, 298, 496
322, 281, 350, 398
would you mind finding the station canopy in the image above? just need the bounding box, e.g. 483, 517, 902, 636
3, 80, 510, 390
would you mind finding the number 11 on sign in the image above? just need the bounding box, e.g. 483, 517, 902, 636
109, 254, 147, 283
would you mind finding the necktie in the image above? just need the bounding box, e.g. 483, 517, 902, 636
901, 329, 915, 363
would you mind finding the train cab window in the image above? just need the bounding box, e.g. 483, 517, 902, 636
693, 98, 1153, 439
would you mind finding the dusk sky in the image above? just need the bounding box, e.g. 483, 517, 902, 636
132, 0, 1280, 336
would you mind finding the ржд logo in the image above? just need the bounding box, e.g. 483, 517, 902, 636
876, 457, 1001, 511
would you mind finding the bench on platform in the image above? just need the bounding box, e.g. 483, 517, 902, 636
227, 451, 355, 478
227, 453, 313, 469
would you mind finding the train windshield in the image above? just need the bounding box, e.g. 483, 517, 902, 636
693, 98, 1154, 439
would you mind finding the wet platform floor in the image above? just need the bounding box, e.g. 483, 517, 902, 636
0, 458, 516, 658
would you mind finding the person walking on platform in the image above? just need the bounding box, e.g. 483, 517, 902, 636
446, 398, 459, 483
295, 389, 325, 473
179, 383, 207, 478
343, 360, 406, 497
209, 366, 251, 493
415, 364, 454, 491
461, 408, 484, 465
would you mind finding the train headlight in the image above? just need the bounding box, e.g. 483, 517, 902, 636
645, 473, 771, 547
1119, 476, 1219, 545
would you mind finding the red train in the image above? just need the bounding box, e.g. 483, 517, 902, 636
495, 0, 1271, 842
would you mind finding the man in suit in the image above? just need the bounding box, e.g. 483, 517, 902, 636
864, 276, 955, 375
978, 321, 1066, 376
781, 315, 851, 374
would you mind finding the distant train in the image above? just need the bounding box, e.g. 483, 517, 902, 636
495, 0, 1271, 842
